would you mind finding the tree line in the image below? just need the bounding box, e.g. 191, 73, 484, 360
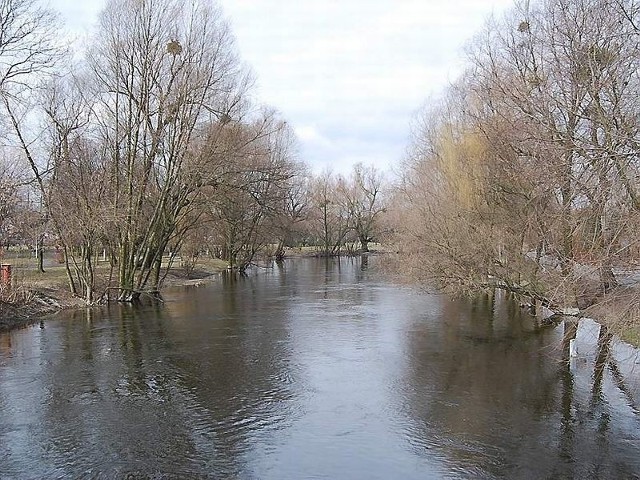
0, 0, 387, 304
392, 0, 640, 312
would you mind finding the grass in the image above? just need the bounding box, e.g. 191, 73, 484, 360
586, 288, 640, 348
2, 254, 230, 296
191, 257, 228, 271
619, 324, 640, 347
281, 243, 385, 257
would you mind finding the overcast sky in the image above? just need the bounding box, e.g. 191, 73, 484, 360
55, 0, 514, 174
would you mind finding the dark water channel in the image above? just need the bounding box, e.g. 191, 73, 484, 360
1, 257, 639, 479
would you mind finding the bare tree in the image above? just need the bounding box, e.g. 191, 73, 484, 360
0, 0, 62, 185
0, 158, 23, 249
393, 0, 640, 313
39, 74, 101, 300
89, 0, 249, 300
197, 113, 302, 271
0, 0, 64, 273
342, 163, 385, 253
271, 170, 309, 260
307, 170, 352, 256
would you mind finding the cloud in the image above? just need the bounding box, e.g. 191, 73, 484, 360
294, 125, 333, 148
53, 0, 514, 175
220, 0, 514, 174
54, 0, 102, 34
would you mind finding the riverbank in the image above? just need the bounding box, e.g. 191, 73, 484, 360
380, 251, 640, 348
4, 250, 638, 349
0, 291, 79, 331
584, 286, 640, 346
524, 269, 640, 347
0, 256, 230, 332
0, 246, 388, 332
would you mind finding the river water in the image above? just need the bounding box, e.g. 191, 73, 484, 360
0, 257, 639, 479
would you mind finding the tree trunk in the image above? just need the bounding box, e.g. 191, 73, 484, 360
37, 236, 45, 273
275, 239, 285, 262
560, 182, 573, 277
359, 234, 369, 253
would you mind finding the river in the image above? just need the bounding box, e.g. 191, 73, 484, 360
1, 257, 639, 479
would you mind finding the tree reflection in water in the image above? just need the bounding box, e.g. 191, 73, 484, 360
0, 258, 638, 478
402, 292, 640, 479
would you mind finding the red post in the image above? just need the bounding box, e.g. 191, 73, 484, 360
0, 264, 12, 287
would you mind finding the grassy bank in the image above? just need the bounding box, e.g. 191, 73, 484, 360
0, 256, 229, 332
0, 246, 386, 332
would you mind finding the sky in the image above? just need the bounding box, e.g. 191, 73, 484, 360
54, 0, 514, 174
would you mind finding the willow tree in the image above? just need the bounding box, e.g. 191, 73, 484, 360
89, 0, 247, 301
468, 0, 640, 296
393, 94, 510, 293
395, 0, 640, 308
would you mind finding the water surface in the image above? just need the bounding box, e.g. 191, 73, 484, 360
1, 257, 639, 479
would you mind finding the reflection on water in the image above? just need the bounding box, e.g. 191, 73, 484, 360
401, 292, 640, 479
0, 257, 638, 479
